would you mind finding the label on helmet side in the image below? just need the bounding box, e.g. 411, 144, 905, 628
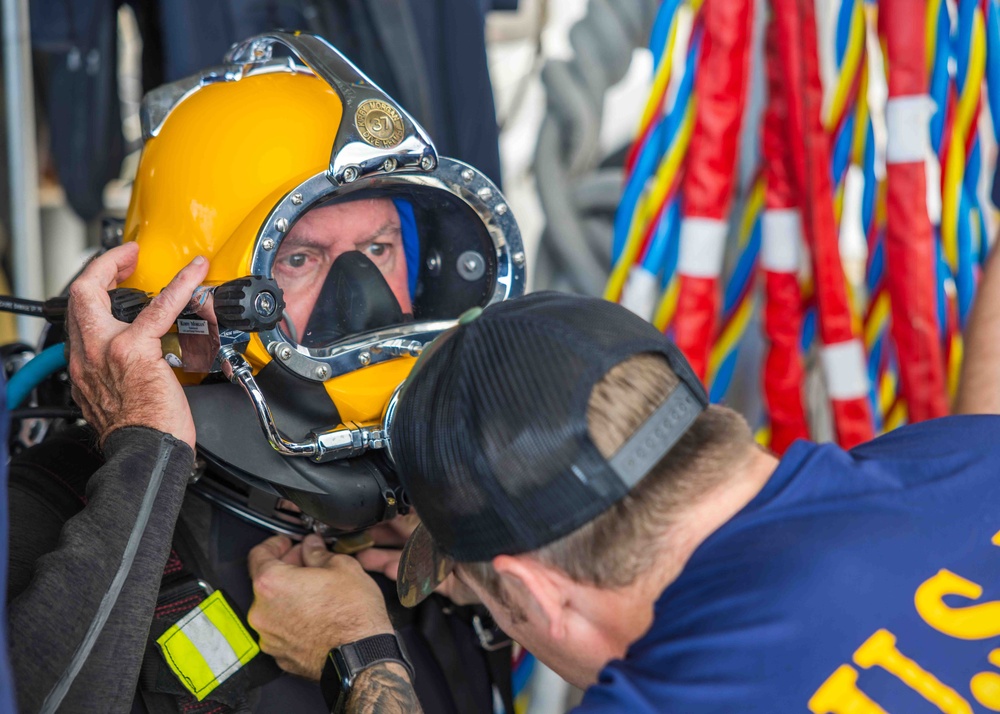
177, 319, 210, 335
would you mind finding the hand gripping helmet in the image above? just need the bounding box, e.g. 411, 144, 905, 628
119, 32, 525, 537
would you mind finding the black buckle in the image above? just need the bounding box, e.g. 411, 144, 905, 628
157, 576, 214, 610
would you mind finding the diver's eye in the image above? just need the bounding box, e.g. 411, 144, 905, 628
367, 243, 387, 258
286, 253, 308, 268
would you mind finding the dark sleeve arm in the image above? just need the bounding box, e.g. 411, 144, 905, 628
8, 427, 194, 714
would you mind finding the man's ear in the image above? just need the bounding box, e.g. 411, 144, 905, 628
491, 554, 569, 641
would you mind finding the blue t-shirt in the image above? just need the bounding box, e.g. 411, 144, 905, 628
575, 416, 1000, 713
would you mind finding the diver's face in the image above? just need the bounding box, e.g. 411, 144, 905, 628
274, 198, 412, 341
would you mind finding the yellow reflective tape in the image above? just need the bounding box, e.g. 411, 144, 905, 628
157, 623, 220, 700
156, 591, 259, 701
200, 591, 259, 669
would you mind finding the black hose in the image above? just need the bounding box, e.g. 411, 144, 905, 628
531, 0, 660, 294
0, 295, 44, 316
10, 407, 83, 421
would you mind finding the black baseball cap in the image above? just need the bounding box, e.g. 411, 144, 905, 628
391, 291, 709, 607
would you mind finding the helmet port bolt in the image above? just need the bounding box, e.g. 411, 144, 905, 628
278, 346, 293, 361
461, 168, 475, 183
291, 192, 304, 206
513, 251, 526, 267
358, 351, 372, 367
477, 187, 493, 201
382, 158, 397, 172
254, 291, 277, 318
420, 155, 435, 171
315, 365, 330, 380
457, 251, 486, 281
275, 217, 289, 233
262, 238, 276, 251
343, 166, 360, 183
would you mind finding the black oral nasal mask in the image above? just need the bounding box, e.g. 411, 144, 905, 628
299, 250, 410, 348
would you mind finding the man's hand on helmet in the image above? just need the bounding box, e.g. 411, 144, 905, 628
66, 243, 209, 450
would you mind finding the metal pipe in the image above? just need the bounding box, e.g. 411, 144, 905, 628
222, 347, 388, 462
222, 348, 319, 457
2, 0, 44, 340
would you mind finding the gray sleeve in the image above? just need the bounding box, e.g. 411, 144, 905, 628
8, 427, 194, 714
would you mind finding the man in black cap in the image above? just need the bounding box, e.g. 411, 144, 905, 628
246, 291, 1000, 713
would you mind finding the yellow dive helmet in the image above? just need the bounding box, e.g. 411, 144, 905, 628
121, 32, 525, 535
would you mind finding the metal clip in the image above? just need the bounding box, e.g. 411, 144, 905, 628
472, 614, 512, 652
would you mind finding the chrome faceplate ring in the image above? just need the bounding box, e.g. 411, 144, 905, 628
249, 156, 526, 382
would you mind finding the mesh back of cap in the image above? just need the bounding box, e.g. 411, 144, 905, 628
392, 292, 707, 561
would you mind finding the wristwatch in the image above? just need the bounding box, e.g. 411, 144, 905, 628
320, 632, 414, 714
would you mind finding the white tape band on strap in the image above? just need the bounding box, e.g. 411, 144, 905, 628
820, 339, 870, 400
178, 610, 241, 682
885, 95, 935, 165
619, 266, 659, 321
761, 209, 802, 273
678, 218, 727, 278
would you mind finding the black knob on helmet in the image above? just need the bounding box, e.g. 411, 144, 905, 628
213, 276, 285, 331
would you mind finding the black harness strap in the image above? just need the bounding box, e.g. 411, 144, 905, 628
139, 525, 280, 714
416, 601, 515, 714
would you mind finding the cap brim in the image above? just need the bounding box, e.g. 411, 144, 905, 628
397, 522, 456, 608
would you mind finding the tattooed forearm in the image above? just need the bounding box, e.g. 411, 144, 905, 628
347, 662, 423, 714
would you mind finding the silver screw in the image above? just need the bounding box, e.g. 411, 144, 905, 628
278, 346, 293, 361
383, 158, 397, 172
291, 193, 303, 205
425, 252, 442, 274
420, 156, 435, 171
461, 168, 475, 183
513, 251, 526, 266
358, 351, 372, 366
477, 187, 493, 201
254, 292, 276, 317
495, 203, 508, 216
275, 217, 289, 233
343, 166, 359, 183
456, 251, 486, 281
315, 365, 330, 380
262, 238, 276, 251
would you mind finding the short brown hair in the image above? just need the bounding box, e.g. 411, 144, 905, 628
460, 352, 753, 598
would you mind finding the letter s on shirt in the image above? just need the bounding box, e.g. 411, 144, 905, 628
915, 569, 1000, 640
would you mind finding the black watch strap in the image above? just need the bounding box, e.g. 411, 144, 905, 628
320, 633, 414, 714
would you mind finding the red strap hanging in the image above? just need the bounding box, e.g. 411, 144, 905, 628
761, 17, 810, 454
771, 0, 874, 447
878, 0, 949, 421
672, 0, 755, 380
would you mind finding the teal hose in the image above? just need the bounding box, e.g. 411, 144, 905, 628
7, 343, 67, 409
